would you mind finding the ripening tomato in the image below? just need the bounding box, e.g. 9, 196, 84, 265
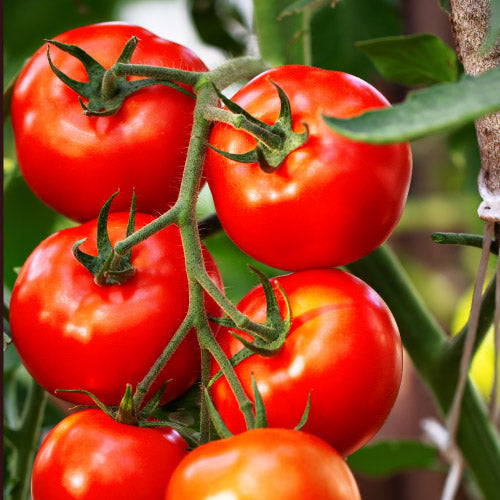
165, 428, 361, 500
10, 213, 222, 406
11, 22, 207, 222
211, 269, 402, 457
205, 65, 412, 270
32, 409, 188, 500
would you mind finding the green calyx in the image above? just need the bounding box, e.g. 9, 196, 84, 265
46, 37, 194, 116
73, 192, 135, 286
208, 79, 309, 173
209, 266, 292, 391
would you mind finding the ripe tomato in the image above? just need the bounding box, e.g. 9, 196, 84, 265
10, 213, 222, 406
165, 428, 361, 500
32, 409, 188, 500
11, 22, 207, 222
210, 268, 402, 457
205, 65, 412, 270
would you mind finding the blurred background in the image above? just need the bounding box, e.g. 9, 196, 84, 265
4, 1, 493, 499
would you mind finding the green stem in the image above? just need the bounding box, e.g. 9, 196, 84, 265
8, 378, 47, 500
196, 271, 278, 342
197, 321, 255, 430
432, 232, 499, 254
199, 348, 211, 444
203, 106, 283, 149
128, 79, 258, 432
114, 63, 202, 86
114, 205, 181, 257
132, 314, 194, 409
347, 245, 500, 500
206, 57, 268, 89
174, 78, 256, 426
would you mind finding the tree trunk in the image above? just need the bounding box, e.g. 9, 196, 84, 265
450, 0, 500, 208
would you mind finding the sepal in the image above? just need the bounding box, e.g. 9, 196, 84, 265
72, 191, 136, 286
209, 79, 309, 172
47, 37, 194, 116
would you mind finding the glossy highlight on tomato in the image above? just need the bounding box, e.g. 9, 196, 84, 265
32, 409, 188, 500
165, 428, 361, 500
211, 268, 402, 456
10, 212, 222, 406
205, 65, 412, 270
11, 22, 207, 222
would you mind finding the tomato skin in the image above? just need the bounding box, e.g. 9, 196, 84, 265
32, 409, 188, 500
165, 428, 360, 500
10, 213, 222, 406
11, 22, 207, 222
211, 268, 402, 457
205, 65, 412, 270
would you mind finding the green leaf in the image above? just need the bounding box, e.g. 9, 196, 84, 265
310, 0, 402, 80
356, 34, 458, 86
188, 0, 247, 56
324, 66, 500, 143
347, 440, 440, 477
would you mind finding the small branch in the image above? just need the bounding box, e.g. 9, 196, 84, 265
133, 314, 194, 409
10, 379, 47, 500
113, 63, 203, 86
203, 105, 283, 149
197, 322, 256, 430
199, 348, 211, 444
491, 225, 500, 422
431, 232, 499, 254
114, 205, 181, 257
446, 221, 494, 441
207, 57, 268, 90
196, 271, 278, 342
441, 456, 465, 500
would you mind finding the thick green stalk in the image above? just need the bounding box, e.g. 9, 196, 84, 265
128, 78, 257, 430
347, 246, 500, 500
5, 379, 47, 500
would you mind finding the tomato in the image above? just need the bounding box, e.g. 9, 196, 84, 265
9, 213, 222, 406
11, 22, 207, 222
165, 428, 360, 500
32, 409, 187, 500
210, 268, 402, 457
205, 65, 412, 270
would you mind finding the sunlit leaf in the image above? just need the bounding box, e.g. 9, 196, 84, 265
325, 67, 500, 143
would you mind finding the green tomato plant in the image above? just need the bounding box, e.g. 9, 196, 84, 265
3, 1, 500, 499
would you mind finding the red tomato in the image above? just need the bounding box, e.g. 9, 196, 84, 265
11, 22, 207, 222
210, 268, 402, 457
32, 409, 188, 500
10, 213, 222, 406
165, 428, 361, 500
205, 65, 412, 270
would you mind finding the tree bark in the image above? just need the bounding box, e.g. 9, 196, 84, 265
450, 0, 500, 207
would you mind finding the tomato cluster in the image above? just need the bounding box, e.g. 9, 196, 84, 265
8, 21, 411, 500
